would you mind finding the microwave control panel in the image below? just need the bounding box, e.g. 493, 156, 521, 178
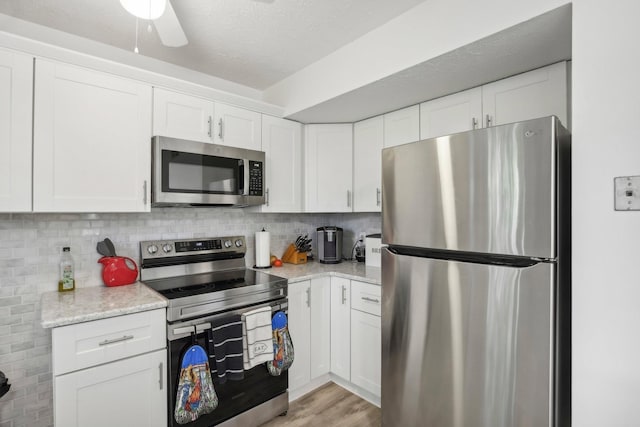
248, 161, 263, 196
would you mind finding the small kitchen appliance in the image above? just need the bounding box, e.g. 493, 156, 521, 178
317, 226, 343, 264
139, 235, 289, 427
151, 136, 265, 207
365, 234, 382, 267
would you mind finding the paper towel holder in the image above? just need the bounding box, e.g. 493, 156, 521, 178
254, 227, 272, 269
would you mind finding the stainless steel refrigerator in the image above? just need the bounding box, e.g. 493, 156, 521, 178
381, 116, 571, 427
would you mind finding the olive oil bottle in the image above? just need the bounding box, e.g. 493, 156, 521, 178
58, 247, 75, 292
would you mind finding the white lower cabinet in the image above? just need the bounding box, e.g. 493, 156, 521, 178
54, 349, 167, 427
330, 277, 351, 380
51, 309, 167, 427
350, 309, 382, 397
287, 280, 311, 392
287, 278, 331, 395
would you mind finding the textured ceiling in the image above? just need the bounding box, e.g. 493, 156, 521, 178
0, 0, 426, 90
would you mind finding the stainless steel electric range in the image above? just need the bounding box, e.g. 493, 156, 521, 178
140, 235, 289, 427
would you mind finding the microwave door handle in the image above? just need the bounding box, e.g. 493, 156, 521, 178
241, 159, 250, 196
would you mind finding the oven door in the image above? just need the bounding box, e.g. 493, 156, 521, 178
167, 299, 288, 427
152, 136, 265, 207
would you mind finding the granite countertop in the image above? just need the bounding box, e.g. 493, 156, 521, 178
258, 260, 381, 285
40, 283, 167, 329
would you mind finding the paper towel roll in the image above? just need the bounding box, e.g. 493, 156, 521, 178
255, 229, 271, 268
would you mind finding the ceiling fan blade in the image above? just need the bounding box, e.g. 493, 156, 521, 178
153, 0, 188, 47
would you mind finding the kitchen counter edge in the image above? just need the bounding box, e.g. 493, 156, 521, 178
40, 283, 168, 329
257, 261, 381, 285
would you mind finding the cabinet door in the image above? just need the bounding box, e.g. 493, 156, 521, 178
383, 105, 420, 148
350, 310, 381, 397
482, 61, 568, 128
287, 280, 311, 392
304, 124, 353, 212
353, 116, 383, 212
152, 88, 214, 143
33, 60, 152, 212
0, 49, 32, 212
214, 103, 262, 151
310, 276, 331, 379
54, 349, 167, 427
261, 115, 302, 212
330, 277, 351, 380
420, 87, 483, 139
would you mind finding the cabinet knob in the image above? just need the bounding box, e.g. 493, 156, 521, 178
207, 116, 212, 138
376, 188, 381, 206
472, 117, 478, 129
218, 118, 224, 139
486, 114, 493, 127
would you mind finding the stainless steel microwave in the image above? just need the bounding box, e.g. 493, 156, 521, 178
151, 136, 265, 207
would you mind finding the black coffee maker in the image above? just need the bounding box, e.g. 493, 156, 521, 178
317, 226, 343, 264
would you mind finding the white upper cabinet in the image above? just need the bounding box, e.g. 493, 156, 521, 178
304, 124, 353, 213
153, 88, 262, 150
353, 116, 383, 212
214, 103, 262, 151
483, 61, 568, 128
420, 87, 483, 139
0, 49, 33, 212
383, 105, 420, 148
152, 88, 214, 143
261, 115, 302, 212
33, 60, 152, 212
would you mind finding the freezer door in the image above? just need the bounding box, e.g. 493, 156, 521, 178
382, 249, 555, 427
382, 116, 568, 259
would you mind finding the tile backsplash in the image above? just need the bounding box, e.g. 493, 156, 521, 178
0, 208, 380, 427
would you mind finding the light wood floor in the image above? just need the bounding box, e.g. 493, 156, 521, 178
260, 382, 381, 427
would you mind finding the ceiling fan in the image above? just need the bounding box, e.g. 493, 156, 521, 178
120, 0, 188, 48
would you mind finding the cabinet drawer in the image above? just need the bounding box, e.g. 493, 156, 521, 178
52, 309, 166, 375
350, 281, 381, 317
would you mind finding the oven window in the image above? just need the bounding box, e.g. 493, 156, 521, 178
162, 150, 241, 194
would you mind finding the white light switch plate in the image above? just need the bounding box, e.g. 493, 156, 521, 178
614, 176, 640, 210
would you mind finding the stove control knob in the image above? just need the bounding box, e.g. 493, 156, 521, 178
162, 244, 173, 253
224, 240, 232, 248
235, 239, 243, 247
147, 244, 158, 254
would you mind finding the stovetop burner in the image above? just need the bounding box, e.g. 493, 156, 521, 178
139, 236, 288, 322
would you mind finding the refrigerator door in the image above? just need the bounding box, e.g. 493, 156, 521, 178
382, 116, 567, 259
381, 249, 554, 427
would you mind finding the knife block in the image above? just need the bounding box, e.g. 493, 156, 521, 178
282, 244, 307, 265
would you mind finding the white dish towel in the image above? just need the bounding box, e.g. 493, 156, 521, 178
242, 306, 273, 369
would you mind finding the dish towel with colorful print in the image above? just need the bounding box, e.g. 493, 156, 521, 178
206, 314, 244, 384
267, 311, 295, 376
241, 305, 273, 369
174, 344, 218, 425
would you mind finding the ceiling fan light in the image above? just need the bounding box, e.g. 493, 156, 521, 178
120, 0, 167, 20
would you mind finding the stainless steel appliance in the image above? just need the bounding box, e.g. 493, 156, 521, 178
152, 136, 265, 207
139, 236, 289, 427
317, 226, 343, 264
381, 116, 571, 427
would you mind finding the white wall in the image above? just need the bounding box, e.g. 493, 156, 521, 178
263, 0, 567, 117
572, 0, 640, 425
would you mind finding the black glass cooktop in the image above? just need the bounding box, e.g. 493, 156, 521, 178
145, 268, 285, 300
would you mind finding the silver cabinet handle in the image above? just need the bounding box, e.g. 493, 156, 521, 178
376, 188, 381, 206
361, 296, 380, 304
218, 118, 224, 139
306, 287, 311, 308
265, 188, 269, 206
207, 116, 212, 138
99, 335, 134, 346
341, 285, 346, 305
347, 190, 351, 208
486, 114, 492, 127
472, 117, 478, 129
143, 180, 148, 205
159, 362, 163, 390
